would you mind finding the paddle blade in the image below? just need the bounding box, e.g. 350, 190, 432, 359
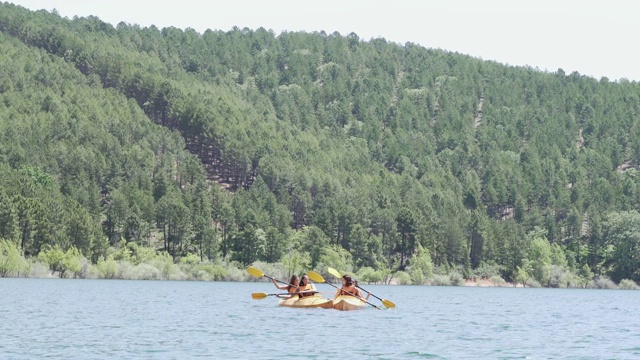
247, 266, 264, 278
382, 299, 396, 309
327, 267, 342, 279
251, 292, 268, 300
307, 270, 325, 283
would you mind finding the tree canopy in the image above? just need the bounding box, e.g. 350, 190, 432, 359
0, 3, 639, 284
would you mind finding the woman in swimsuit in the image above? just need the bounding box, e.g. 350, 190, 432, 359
272, 274, 299, 297
297, 274, 317, 298
335, 274, 369, 300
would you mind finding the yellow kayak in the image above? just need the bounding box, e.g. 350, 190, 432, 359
278, 295, 334, 309
332, 295, 367, 311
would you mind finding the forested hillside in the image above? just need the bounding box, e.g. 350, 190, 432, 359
1, 3, 639, 286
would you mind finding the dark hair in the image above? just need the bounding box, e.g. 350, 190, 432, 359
342, 274, 354, 287
300, 275, 309, 286
287, 275, 299, 292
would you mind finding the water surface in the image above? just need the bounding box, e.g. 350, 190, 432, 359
1, 278, 638, 359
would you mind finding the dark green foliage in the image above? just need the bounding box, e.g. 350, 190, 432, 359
0, 3, 639, 283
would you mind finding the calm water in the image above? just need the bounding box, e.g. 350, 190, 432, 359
1, 278, 639, 359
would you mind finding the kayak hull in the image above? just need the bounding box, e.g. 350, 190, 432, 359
278, 295, 334, 309
332, 295, 367, 311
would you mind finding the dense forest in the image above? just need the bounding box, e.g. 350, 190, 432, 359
0, 3, 639, 288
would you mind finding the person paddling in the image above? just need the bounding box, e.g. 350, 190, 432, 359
272, 274, 299, 298
335, 274, 370, 301
297, 274, 317, 298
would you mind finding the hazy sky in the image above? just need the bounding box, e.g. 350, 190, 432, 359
9, 0, 640, 81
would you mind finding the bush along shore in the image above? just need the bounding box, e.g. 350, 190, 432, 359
1, 240, 637, 290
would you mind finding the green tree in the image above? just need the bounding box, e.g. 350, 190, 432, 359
407, 243, 433, 284
526, 233, 552, 284
396, 207, 417, 269
603, 211, 640, 282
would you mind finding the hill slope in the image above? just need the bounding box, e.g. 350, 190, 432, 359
1, 3, 639, 283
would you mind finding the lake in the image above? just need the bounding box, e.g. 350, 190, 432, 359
1, 278, 638, 359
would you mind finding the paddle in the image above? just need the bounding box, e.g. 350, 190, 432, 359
327, 267, 396, 309
307, 271, 381, 310
251, 291, 320, 300
247, 266, 295, 287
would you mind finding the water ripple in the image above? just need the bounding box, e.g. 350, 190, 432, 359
1, 280, 639, 359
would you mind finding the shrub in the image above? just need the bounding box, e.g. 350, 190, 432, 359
76, 257, 92, 279
618, 279, 639, 290
547, 265, 571, 288
409, 244, 433, 278
179, 253, 203, 278
151, 251, 176, 280
225, 265, 246, 282
116, 261, 134, 279
429, 274, 451, 286
592, 275, 618, 289
38, 245, 83, 278
0, 239, 24, 277
96, 255, 119, 279
409, 268, 425, 285
134, 263, 161, 280
474, 262, 504, 280
249, 261, 287, 282
449, 271, 465, 286
15, 258, 32, 277
355, 266, 373, 281
357, 266, 383, 284
209, 264, 229, 281
526, 279, 542, 288
132, 244, 160, 265
489, 275, 507, 286
393, 271, 411, 285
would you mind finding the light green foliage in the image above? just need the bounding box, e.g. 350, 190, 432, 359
550, 243, 568, 268
113, 240, 133, 263
281, 250, 311, 279
178, 253, 202, 277
317, 244, 353, 275
526, 235, 553, 284
37, 245, 82, 278
393, 271, 411, 285
96, 255, 118, 279
577, 264, 594, 288
618, 279, 639, 290
515, 259, 532, 287
0, 239, 25, 277
356, 266, 383, 284
224, 264, 247, 282
194, 263, 228, 281
474, 262, 505, 280
428, 274, 451, 286
151, 251, 176, 280
407, 244, 433, 283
